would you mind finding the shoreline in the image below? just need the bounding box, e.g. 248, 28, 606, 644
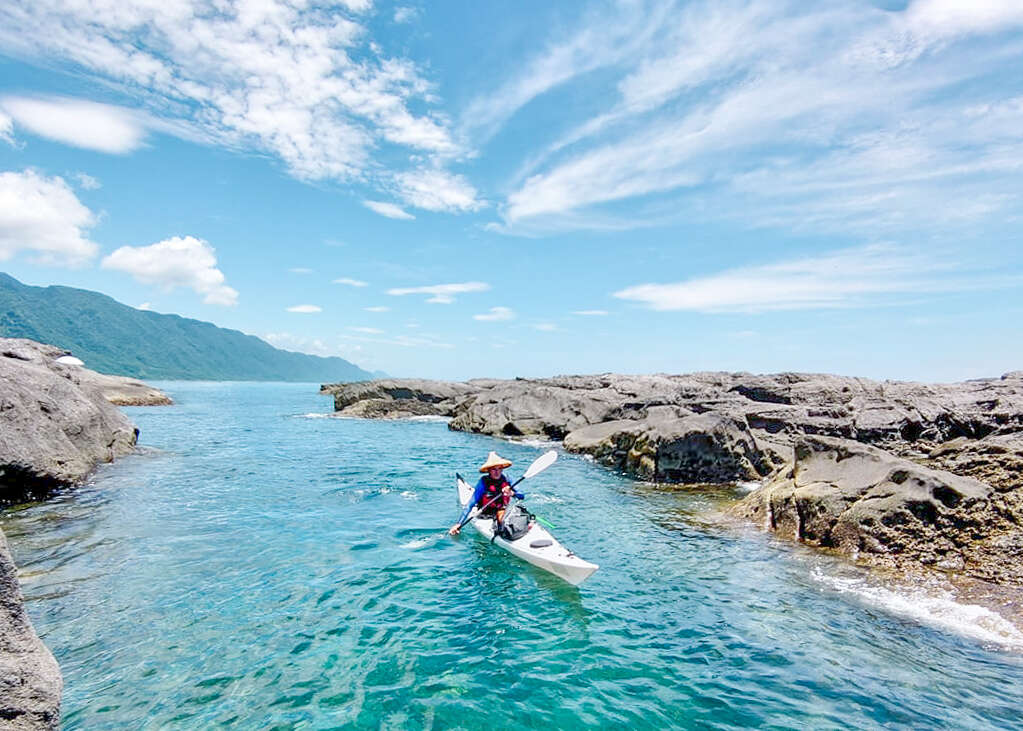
322, 372, 1023, 596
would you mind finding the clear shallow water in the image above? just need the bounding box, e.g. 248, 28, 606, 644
3, 382, 1023, 730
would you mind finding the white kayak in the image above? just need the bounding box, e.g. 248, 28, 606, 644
456, 475, 598, 586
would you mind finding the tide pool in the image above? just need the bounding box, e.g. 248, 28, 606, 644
3, 382, 1022, 729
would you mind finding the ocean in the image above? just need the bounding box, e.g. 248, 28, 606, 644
3, 382, 1022, 729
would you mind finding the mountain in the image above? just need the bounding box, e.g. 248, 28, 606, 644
0, 273, 378, 382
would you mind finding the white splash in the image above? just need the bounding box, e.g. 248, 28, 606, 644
736, 480, 762, 494
811, 566, 1023, 651
400, 536, 435, 549
400, 490, 418, 500
406, 415, 451, 423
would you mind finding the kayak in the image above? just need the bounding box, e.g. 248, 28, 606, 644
456, 474, 599, 586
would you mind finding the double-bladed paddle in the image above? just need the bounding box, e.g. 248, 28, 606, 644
452, 449, 558, 533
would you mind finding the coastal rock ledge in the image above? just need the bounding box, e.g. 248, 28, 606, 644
322, 373, 1023, 584
1, 337, 172, 729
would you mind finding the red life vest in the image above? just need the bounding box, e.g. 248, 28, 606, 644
478, 474, 511, 516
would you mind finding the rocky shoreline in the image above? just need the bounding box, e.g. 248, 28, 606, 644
322, 372, 1023, 587
0, 338, 170, 728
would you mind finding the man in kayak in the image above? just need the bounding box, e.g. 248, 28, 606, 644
448, 451, 524, 535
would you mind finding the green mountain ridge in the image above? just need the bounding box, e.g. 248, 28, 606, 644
0, 272, 378, 382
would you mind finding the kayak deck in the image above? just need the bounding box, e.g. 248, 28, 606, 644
456, 475, 598, 586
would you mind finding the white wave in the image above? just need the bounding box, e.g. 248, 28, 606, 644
513, 438, 560, 449
405, 415, 451, 423
400, 490, 418, 500
736, 480, 762, 494
811, 566, 1023, 651
527, 493, 564, 504
400, 537, 434, 549
295, 412, 339, 419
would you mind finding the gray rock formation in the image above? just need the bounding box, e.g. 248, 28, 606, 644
0, 337, 171, 728
0, 532, 61, 730
322, 371, 1023, 584
731, 436, 1023, 583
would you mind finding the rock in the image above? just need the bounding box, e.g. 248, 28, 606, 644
0, 338, 171, 729
731, 436, 1023, 582
321, 379, 474, 416
323, 371, 1023, 585
0, 532, 61, 729
564, 411, 778, 482
1, 339, 141, 502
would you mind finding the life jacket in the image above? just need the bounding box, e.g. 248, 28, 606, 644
478, 474, 511, 516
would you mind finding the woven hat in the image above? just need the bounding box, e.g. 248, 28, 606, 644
479, 451, 513, 472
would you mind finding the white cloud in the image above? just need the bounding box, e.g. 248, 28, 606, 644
363, 200, 415, 220
0, 169, 98, 266
1, 96, 147, 153
0, 110, 12, 143
289, 267, 312, 274
904, 0, 1023, 40
102, 235, 239, 306
394, 7, 418, 24
333, 277, 368, 287
613, 244, 1018, 313
473, 306, 515, 321
286, 304, 322, 313
364, 305, 390, 312
350, 326, 383, 334
137, 302, 153, 311
74, 173, 101, 190
573, 310, 608, 316
533, 322, 557, 331
0, 0, 467, 204
492, 0, 1023, 236
387, 281, 489, 304
394, 168, 483, 213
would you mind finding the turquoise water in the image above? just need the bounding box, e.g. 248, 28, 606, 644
3, 382, 1023, 730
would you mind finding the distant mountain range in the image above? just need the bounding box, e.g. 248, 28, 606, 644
0, 273, 379, 382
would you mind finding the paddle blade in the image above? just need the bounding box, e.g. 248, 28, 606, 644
523, 449, 557, 479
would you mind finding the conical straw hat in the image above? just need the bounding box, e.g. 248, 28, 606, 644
479, 451, 513, 472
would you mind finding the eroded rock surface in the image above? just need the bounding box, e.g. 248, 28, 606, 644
323, 371, 1023, 583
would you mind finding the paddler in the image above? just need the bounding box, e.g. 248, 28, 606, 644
448, 451, 524, 535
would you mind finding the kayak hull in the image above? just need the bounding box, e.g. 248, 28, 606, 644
457, 476, 598, 586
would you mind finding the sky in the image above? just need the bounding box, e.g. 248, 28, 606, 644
0, 0, 1021, 382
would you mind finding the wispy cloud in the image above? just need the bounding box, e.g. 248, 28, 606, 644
333, 277, 368, 287
533, 322, 557, 331
387, 281, 490, 304
350, 326, 383, 334
491, 0, 1023, 237
0, 109, 11, 143
363, 200, 415, 220
0, 0, 473, 209
613, 244, 1018, 313
74, 172, 101, 190
394, 168, 483, 213
1, 96, 147, 153
286, 304, 322, 313
394, 7, 418, 24
364, 305, 390, 312
102, 235, 238, 305
289, 267, 313, 274
0, 169, 98, 266
474, 306, 515, 322
572, 309, 608, 316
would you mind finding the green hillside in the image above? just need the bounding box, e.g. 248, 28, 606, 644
0, 273, 377, 382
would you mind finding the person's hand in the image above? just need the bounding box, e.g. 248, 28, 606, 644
502, 486, 513, 497
448, 524, 461, 535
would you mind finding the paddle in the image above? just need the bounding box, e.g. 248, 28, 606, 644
451, 450, 558, 534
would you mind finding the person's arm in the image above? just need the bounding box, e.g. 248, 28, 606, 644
457, 477, 487, 524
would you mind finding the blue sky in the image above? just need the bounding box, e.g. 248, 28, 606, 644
0, 0, 1021, 381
